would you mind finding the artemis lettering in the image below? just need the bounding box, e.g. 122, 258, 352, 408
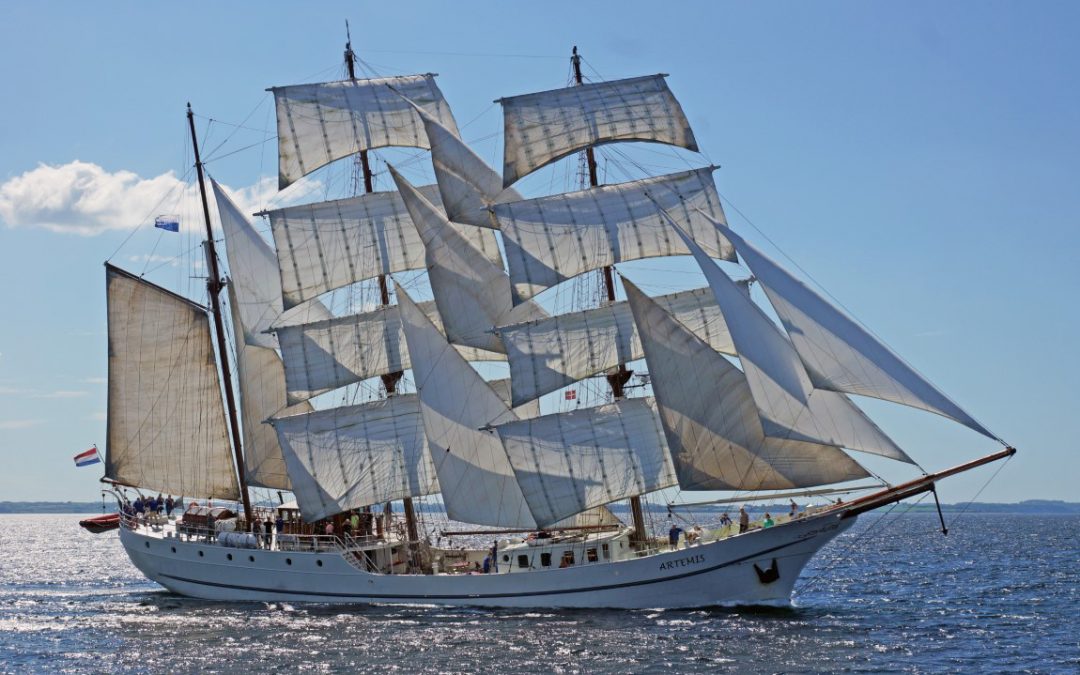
659, 554, 705, 571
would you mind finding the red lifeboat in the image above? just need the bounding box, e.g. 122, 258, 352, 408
79, 513, 120, 533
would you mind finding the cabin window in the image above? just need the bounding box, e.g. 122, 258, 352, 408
601, 544, 610, 558
286, 558, 292, 566
317, 560, 323, 567
198, 551, 204, 557
559, 551, 575, 568
517, 554, 530, 569
587, 548, 598, 563
226, 553, 233, 561
171, 546, 176, 554
540, 552, 552, 567
502, 554, 510, 563
144, 542, 150, 549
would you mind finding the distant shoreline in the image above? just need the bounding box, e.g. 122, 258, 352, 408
2, 500, 1078, 515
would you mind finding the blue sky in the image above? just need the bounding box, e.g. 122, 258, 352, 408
1, 1, 1077, 503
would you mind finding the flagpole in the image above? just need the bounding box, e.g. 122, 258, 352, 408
187, 103, 253, 524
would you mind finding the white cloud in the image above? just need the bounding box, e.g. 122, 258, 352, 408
31, 390, 88, 399
80, 377, 107, 385
0, 161, 320, 237
86, 411, 107, 422
0, 419, 43, 430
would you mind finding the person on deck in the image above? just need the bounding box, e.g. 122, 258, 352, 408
154, 494, 164, 515
263, 518, 273, 549
165, 495, 175, 518
251, 516, 263, 547
789, 500, 798, 519
324, 521, 334, 537
738, 506, 750, 534
482, 554, 492, 574
350, 510, 360, 535
763, 513, 774, 528
668, 523, 684, 550
719, 512, 733, 529
275, 513, 284, 536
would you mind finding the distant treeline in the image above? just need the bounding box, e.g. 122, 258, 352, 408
2, 499, 1078, 515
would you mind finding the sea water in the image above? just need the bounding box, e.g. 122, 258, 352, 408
0, 513, 1076, 673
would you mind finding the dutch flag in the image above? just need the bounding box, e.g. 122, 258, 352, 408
74, 446, 101, 468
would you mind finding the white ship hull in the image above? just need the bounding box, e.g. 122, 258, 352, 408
119, 511, 854, 609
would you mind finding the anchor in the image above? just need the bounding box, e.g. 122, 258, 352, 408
753, 558, 780, 584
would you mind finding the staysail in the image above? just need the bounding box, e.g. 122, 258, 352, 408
669, 223, 914, 463
495, 398, 678, 528
105, 264, 240, 499
708, 219, 999, 441
493, 168, 733, 303
397, 286, 536, 529
499, 74, 698, 187
497, 286, 735, 406
390, 167, 547, 353
623, 279, 870, 490
271, 74, 458, 188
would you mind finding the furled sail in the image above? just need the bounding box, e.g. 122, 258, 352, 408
390, 166, 548, 353
498, 286, 735, 406
406, 96, 522, 228
499, 74, 698, 187
265, 185, 502, 309
276, 300, 505, 404
397, 286, 536, 529
270, 394, 437, 523
669, 223, 914, 463
623, 279, 870, 490
708, 219, 999, 441
495, 398, 678, 528
105, 264, 240, 499
493, 168, 733, 303
271, 74, 458, 188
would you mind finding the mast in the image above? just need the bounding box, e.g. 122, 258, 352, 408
571, 46, 646, 546
346, 26, 416, 553
187, 103, 253, 523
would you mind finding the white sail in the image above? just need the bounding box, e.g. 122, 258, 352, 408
390, 166, 548, 353
265, 185, 502, 309
105, 265, 240, 499
272, 74, 458, 188
493, 168, 733, 303
670, 223, 914, 463
498, 286, 735, 406
406, 96, 522, 228
276, 300, 505, 404
623, 279, 870, 490
226, 283, 307, 490
499, 74, 698, 186
495, 398, 677, 528
710, 220, 999, 441
397, 286, 536, 529
270, 394, 438, 523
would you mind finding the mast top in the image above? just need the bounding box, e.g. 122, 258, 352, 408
344, 20, 357, 80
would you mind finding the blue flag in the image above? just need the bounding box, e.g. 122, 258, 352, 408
154, 216, 180, 232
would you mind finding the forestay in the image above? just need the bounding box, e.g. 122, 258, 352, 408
397, 287, 536, 529
670, 223, 914, 464
270, 394, 437, 523
498, 286, 735, 407
272, 74, 458, 188
499, 74, 698, 187
265, 185, 502, 309
493, 168, 733, 302
391, 167, 547, 353
105, 265, 240, 499
623, 280, 870, 491
495, 398, 677, 528
711, 219, 999, 441
407, 97, 522, 228
276, 300, 506, 404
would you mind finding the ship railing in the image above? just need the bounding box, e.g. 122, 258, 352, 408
276, 533, 344, 553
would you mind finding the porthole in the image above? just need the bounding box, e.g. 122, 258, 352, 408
286, 558, 292, 566
249, 555, 255, 563
144, 542, 150, 549
171, 546, 176, 553
316, 560, 323, 567
502, 554, 510, 563
198, 550, 204, 557
227, 553, 233, 561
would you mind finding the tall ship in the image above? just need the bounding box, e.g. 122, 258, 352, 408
100, 37, 1015, 609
